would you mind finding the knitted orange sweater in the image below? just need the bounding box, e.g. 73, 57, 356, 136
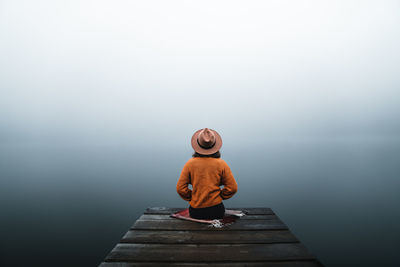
176, 157, 238, 208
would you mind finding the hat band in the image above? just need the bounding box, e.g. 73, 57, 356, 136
197, 138, 216, 149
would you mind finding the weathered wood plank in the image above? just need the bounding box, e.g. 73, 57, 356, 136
100, 208, 324, 267
105, 243, 316, 262
100, 261, 324, 267
132, 219, 288, 231
121, 230, 299, 244
140, 214, 278, 220
144, 207, 274, 215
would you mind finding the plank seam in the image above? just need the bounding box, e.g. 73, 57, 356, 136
129, 229, 290, 231
117, 241, 301, 245
103, 258, 318, 263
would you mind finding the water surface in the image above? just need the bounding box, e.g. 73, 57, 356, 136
1, 136, 399, 266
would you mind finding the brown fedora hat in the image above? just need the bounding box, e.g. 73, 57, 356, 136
191, 128, 222, 155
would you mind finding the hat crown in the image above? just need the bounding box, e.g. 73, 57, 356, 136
191, 127, 222, 155
197, 128, 216, 149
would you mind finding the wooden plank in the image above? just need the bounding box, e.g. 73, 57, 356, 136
100, 261, 324, 266
132, 218, 288, 231
144, 207, 274, 215
121, 230, 299, 244
104, 243, 316, 262
140, 214, 278, 220
100, 208, 324, 266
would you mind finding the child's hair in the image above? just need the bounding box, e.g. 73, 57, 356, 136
192, 151, 221, 158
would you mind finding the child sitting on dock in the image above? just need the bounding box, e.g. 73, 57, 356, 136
176, 128, 238, 220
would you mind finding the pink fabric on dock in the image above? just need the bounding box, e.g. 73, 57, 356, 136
170, 208, 245, 227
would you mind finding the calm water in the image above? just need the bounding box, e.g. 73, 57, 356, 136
1, 136, 399, 266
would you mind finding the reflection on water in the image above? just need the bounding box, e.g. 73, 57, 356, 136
1, 136, 399, 266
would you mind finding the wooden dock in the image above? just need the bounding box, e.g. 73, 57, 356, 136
100, 207, 324, 266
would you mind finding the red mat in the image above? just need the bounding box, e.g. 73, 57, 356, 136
170, 208, 245, 228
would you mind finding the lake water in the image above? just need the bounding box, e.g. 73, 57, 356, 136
1, 136, 399, 266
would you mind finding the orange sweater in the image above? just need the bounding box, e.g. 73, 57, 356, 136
176, 157, 238, 208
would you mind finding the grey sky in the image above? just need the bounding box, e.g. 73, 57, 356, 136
1, 0, 399, 144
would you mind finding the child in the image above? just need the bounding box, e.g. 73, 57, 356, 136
176, 128, 238, 220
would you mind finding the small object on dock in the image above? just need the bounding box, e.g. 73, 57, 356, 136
100, 207, 324, 266
170, 208, 243, 227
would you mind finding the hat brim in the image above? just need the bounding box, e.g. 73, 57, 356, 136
191, 128, 222, 155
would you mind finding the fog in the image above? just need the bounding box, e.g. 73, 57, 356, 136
1, 0, 399, 143
1, 1, 400, 266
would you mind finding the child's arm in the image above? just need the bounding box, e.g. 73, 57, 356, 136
220, 161, 238, 200
176, 163, 192, 201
